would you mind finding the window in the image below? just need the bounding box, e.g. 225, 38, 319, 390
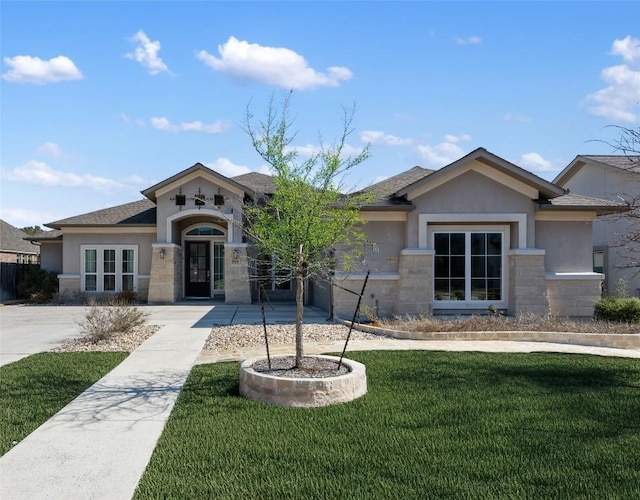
257, 254, 292, 291
81, 245, 137, 292
593, 250, 604, 274
212, 242, 225, 290
433, 230, 505, 304
185, 226, 225, 237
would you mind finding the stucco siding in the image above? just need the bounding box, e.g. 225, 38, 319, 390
155, 177, 242, 243
562, 164, 640, 294
408, 170, 536, 247
535, 220, 593, 273
40, 241, 62, 272
62, 232, 155, 275
361, 221, 405, 273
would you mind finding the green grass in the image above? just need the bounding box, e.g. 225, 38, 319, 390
135, 351, 640, 499
0, 352, 127, 455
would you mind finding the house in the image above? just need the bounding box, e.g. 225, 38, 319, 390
35, 147, 623, 317
0, 220, 39, 264
554, 155, 640, 295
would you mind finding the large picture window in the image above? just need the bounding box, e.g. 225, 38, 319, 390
81, 245, 137, 292
433, 229, 506, 305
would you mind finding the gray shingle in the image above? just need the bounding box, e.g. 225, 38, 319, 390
354, 166, 434, 207
536, 193, 627, 214
46, 200, 157, 229
580, 155, 640, 172
0, 220, 39, 254
232, 172, 276, 194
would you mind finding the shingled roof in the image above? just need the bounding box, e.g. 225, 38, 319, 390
232, 172, 276, 194
355, 166, 434, 208
536, 193, 627, 214
579, 155, 640, 172
45, 200, 157, 229
0, 220, 39, 254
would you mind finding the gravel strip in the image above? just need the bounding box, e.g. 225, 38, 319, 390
52, 325, 162, 353
205, 323, 386, 351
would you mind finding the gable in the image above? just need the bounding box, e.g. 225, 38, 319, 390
411, 169, 536, 214
142, 163, 251, 203
397, 148, 564, 201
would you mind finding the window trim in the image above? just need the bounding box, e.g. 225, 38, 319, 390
81, 245, 138, 293
429, 225, 509, 309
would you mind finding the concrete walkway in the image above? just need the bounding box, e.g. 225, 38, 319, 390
1, 303, 639, 500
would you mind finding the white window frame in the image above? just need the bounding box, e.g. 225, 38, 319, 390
429, 225, 509, 309
81, 245, 138, 293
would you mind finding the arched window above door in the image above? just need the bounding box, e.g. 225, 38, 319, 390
185, 226, 225, 237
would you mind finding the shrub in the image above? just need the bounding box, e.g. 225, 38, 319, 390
17, 268, 59, 303
593, 297, 640, 323
116, 290, 138, 304
79, 298, 148, 342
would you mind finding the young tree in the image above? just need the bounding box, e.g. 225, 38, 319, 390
597, 126, 640, 282
243, 92, 370, 367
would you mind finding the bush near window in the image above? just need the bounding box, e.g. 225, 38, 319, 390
593, 296, 640, 323
79, 298, 148, 342
17, 268, 58, 303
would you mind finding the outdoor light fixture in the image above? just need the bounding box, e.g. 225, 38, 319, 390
159, 248, 165, 259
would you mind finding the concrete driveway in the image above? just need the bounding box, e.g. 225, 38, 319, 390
0, 302, 329, 367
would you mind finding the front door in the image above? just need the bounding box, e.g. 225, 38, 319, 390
186, 241, 210, 297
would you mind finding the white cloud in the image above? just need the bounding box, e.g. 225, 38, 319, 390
196, 36, 352, 89
150, 116, 228, 134
2, 55, 83, 84
443, 134, 472, 144
503, 113, 532, 123
416, 134, 471, 167
585, 36, 640, 122
360, 130, 412, 146
519, 152, 559, 173
0, 208, 61, 228
37, 142, 61, 157
125, 30, 171, 75
205, 158, 270, 177
2, 160, 144, 193
454, 36, 482, 46
611, 35, 640, 64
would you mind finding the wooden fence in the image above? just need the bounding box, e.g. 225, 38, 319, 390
0, 263, 39, 301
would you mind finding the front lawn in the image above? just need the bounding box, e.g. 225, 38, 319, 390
135, 351, 640, 499
0, 352, 127, 455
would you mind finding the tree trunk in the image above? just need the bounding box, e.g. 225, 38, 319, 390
295, 271, 304, 367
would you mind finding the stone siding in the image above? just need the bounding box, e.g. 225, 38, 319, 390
396, 250, 433, 316
332, 276, 399, 319
508, 251, 549, 316
224, 244, 251, 304
547, 277, 602, 317
147, 245, 182, 303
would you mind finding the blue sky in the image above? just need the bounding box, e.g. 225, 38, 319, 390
1, 1, 639, 228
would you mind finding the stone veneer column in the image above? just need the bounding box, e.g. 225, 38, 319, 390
224, 243, 252, 304
147, 244, 182, 304
508, 249, 549, 316
547, 275, 603, 317
396, 249, 434, 316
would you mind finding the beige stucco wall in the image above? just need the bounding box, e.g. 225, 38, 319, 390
155, 177, 243, 244
561, 164, 640, 294
408, 170, 536, 248
535, 220, 593, 272
61, 232, 155, 275
40, 241, 63, 272
359, 221, 405, 273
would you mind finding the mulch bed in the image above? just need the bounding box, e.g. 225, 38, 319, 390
252, 355, 350, 378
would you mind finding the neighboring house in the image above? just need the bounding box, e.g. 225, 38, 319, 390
35, 148, 623, 317
554, 155, 640, 295
0, 220, 39, 264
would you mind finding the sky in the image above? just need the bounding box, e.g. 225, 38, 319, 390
1, 1, 639, 229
